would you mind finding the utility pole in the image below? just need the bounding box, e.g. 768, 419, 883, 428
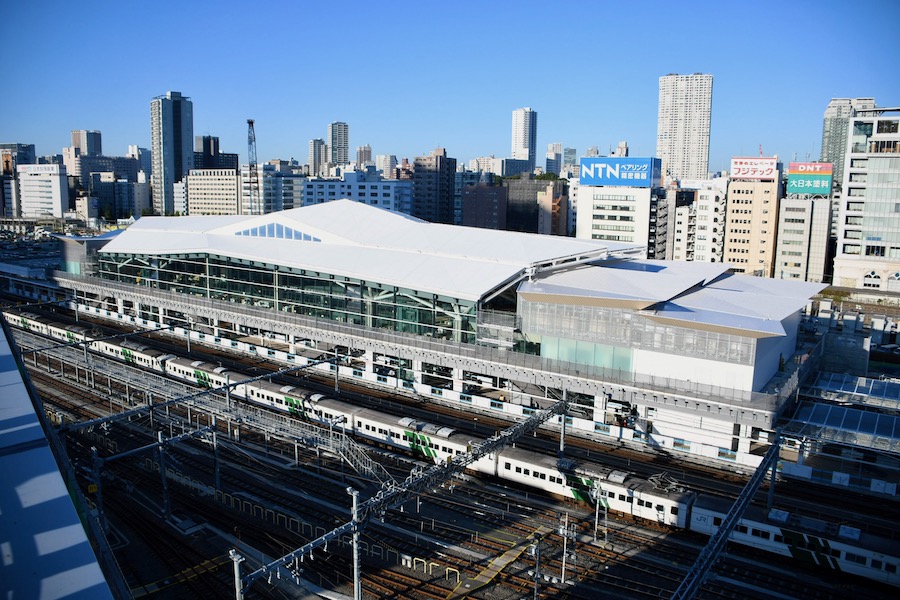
530, 534, 543, 600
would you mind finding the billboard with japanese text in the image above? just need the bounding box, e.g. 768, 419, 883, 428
579, 157, 661, 188
730, 157, 779, 180
787, 162, 833, 194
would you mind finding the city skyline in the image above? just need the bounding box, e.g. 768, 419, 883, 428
2, 0, 899, 172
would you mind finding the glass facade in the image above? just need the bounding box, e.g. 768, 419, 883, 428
519, 298, 755, 371
97, 251, 477, 342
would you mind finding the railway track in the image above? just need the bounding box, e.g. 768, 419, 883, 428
11, 316, 899, 599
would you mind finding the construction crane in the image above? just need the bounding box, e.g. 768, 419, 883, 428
247, 119, 259, 214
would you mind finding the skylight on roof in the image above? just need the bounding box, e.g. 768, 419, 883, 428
235, 223, 320, 241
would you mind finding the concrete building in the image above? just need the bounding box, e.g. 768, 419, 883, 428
490, 158, 530, 178
127, 145, 152, 178
545, 143, 562, 175
71, 130, 102, 157
504, 174, 568, 236
821, 98, 876, 190
462, 183, 508, 229
356, 144, 372, 167
511, 107, 537, 172
303, 170, 411, 214
723, 157, 782, 277
454, 169, 483, 226
328, 122, 349, 166
69, 200, 824, 469
0, 143, 36, 171
669, 176, 728, 263
194, 136, 238, 171
832, 108, 900, 290
375, 154, 397, 178
468, 156, 496, 173
61, 152, 140, 190
308, 139, 326, 177
240, 163, 282, 215
150, 91, 194, 215
775, 196, 831, 282
657, 73, 713, 182
412, 148, 456, 224
17, 164, 69, 218
185, 169, 240, 215
574, 157, 667, 259
279, 172, 306, 211
0, 144, 34, 218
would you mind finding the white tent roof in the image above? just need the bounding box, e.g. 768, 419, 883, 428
101, 201, 638, 302
520, 259, 826, 336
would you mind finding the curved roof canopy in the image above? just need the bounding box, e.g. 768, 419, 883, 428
100, 200, 640, 302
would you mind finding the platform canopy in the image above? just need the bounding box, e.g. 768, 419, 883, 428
783, 401, 900, 454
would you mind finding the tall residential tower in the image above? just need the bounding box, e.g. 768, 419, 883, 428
656, 73, 713, 182
328, 122, 349, 166
150, 91, 194, 215
820, 97, 876, 190
511, 107, 537, 173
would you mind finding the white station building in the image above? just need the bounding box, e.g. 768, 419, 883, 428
28, 201, 825, 468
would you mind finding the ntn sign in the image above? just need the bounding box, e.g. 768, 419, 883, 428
579, 157, 661, 188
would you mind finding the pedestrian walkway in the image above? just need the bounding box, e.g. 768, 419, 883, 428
445, 525, 552, 599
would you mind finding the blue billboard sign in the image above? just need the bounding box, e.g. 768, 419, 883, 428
579, 157, 661, 188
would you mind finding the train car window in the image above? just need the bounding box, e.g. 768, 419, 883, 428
885, 563, 896, 573
504, 463, 511, 470
524, 469, 530, 476
774, 535, 784, 544
735, 525, 748, 534
515, 467, 522, 473
670, 506, 679, 515
713, 517, 722, 526
871, 560, 882, 570
656, 504, 663, 512
618, 494, 625, 501
626, 497, 633, 503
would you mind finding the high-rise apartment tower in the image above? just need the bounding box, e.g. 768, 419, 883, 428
511, 108, 537, 172
656, 73, 713, 182
150, 91, 194, 215
328, 122, 349, 166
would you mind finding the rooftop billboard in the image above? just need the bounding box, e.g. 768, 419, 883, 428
730, 157, 779, 180
579, 157, 661, 188
787, 162, 833, 194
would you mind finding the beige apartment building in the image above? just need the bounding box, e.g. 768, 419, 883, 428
723, 157, 782, 277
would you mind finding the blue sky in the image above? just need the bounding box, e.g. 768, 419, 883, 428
2, 0, 898, 173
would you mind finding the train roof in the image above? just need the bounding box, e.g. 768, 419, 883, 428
314, 397, 366, 416
166, 356, 239, 376
118, 339, 169, 356
693, 494, 898, 557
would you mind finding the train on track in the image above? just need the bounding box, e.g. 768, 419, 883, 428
6, 309, 899, 588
